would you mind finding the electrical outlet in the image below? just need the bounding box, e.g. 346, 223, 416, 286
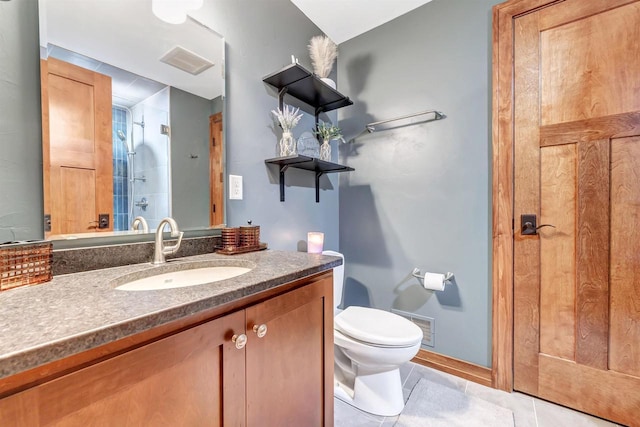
229, 175, 243, 200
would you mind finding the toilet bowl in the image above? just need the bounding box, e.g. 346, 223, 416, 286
322, 250, 423, 417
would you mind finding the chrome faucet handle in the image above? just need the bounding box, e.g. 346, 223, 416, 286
163, 231, 184, 255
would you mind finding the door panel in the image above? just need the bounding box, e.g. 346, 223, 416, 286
48, 74, 96, 153
540, 2, 640, 124
42, 57, 113, 235
575, 139, 609, 370
610, 136, 640, 377
57, 168, 96, 238
513, 0, 640, 424
539, 144, 576, 360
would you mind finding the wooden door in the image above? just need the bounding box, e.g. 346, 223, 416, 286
245, 274, 334, 427
512, 1, 640, 424
0, 310, 246, 426
209, 112, 224, 227
42, 57, 113, 235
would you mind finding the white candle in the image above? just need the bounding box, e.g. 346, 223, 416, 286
307, 232, 324, 254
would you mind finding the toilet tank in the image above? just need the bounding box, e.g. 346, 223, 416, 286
322, 250, 344, 313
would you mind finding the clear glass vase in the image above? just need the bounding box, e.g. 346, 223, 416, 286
297, 132, 320, 158
278, 130, 297, 157
319, 139, 331, 161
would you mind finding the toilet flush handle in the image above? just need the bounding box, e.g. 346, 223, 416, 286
252, 324, 268, 338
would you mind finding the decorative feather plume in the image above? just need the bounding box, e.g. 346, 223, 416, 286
308, 35, 337, 78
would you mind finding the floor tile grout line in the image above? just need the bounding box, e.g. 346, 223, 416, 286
532, 397, 539, 427
401, 364, 415, 387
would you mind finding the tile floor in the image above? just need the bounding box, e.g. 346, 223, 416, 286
334, 362, 622, 427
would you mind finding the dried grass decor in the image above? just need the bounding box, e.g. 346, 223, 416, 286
308, 35, 337, 78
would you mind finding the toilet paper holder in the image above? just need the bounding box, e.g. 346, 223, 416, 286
411, 268, 454, 283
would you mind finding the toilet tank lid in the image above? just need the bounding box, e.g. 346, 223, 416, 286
335, 306, 423, 347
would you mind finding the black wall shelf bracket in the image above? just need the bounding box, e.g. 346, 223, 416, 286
315, 172, 325, 203
277, 87, 288, 111
279, 165, 290, 202
314, 106, 324, 127
265, 155, 354, 203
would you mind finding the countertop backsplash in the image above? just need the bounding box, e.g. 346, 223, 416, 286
52, 235, 222, 275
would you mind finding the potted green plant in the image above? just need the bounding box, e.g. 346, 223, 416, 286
314, 121, 344, 161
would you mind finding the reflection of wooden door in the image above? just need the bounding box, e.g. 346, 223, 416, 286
209, 112, 224, 226
512, 1, 640, 424
41, 57, 112, 235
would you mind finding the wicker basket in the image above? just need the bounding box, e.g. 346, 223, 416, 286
0, 241, 53, 291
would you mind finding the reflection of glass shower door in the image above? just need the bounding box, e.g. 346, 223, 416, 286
130, 88, 171, 231
112, 107, 129, 232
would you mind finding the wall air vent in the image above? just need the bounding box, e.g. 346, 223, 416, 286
159, 46, 214, 76
391, 309, 435, 347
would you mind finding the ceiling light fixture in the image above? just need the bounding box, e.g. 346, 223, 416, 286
152, 0, 203, 25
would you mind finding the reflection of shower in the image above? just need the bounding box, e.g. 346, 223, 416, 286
129, 116, 147, 222
115, 106, 147, 225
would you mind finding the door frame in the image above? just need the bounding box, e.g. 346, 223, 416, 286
491, 0, 564, 392
209, 112, 224, 227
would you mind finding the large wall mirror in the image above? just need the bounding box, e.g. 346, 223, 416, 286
39, 0, 225, 241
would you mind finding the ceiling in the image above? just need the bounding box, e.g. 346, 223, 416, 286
39, 0, 224, 104
290, 0, 434, 45
38, 0, 432, 105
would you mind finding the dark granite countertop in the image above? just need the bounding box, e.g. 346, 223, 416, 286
0, 250, 340, 380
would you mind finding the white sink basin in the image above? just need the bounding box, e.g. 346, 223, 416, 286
114, 262, 253, 291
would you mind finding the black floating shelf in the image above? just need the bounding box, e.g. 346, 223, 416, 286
265, 155, 355, 203
262, 64, 353, 117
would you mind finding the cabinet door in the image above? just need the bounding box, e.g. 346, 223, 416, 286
245, 274, 334, 427
0, 310, 246, 426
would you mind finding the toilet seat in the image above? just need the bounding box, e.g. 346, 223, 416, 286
335, 306, 423, 347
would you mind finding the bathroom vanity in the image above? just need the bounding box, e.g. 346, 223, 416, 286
0, 250, 338, 426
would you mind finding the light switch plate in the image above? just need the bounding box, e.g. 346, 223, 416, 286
229, 175, 243, 200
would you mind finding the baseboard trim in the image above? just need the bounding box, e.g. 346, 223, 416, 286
412, 349, 493, 388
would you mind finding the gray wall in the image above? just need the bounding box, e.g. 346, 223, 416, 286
0, 0, 338, 250
337, 0, 498, 367
0, 1, 43, 242
211, 95, 223, 115
194, 0, 340, 251
0, 0, 499, 368
170, 87, 216, 230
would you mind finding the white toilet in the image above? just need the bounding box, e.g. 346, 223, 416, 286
323, 250, 423, 417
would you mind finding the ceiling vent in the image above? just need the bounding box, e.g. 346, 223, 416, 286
159, 46, 214, 76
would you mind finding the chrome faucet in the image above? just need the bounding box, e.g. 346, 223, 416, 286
153, 217, 184, 265
131, 216, 149, 233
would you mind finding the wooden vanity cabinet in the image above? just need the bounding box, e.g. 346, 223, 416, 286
0, 272, 334, 426
246, 272, 333, 426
